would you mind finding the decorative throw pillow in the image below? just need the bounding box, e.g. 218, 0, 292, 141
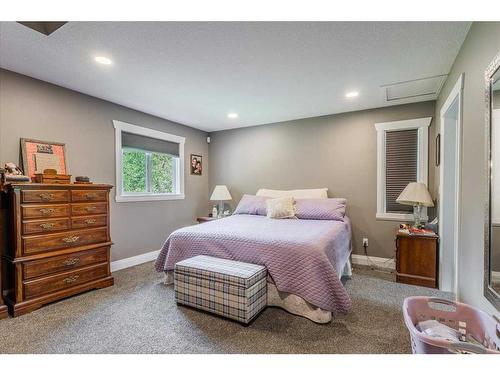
266, 196, 296, 219
295, 198, 346, 221
233, 194, 268, 216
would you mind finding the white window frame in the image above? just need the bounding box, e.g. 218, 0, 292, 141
374, 117, 432, 221
113, 120, 185, 202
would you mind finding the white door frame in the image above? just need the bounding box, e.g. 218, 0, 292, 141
438, 73, 464, 296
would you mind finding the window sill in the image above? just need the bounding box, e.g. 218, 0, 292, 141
376, 212, 428, 222
116, 194, 185, 202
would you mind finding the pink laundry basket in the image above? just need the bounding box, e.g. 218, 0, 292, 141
403, 296, 500, 354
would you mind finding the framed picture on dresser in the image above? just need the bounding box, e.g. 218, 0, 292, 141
20, 138, 68, 179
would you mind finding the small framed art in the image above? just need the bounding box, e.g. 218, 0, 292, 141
435, 134, 441, 167
190, 154, 203, 175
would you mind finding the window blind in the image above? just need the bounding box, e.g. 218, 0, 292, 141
385, 129, 418, 213
122, 131, 180, 156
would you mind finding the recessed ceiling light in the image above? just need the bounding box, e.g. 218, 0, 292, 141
345, 91, 359, 98
227, 112, 239, 119
94, 56, 113, 65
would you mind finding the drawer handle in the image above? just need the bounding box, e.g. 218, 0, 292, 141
85, 193, 97, 200
39, 208, 55, 215
62, 258, 80, 266
63, 275, 80, 284
84, 219, 97, 225
62, 236, 80, 243
85, 206, 97, 212
39, 223, 55, 230
39, 193, 55, 201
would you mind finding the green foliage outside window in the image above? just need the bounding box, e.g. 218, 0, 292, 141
122, 149, 175, 194
151, 152, 174, 193
123, 150, 146, 192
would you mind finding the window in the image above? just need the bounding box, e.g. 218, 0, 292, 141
114, 120, 185, 202
375, 117, 431, 221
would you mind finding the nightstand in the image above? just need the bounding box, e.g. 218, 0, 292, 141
196, 216, 218, 223
395, 232, 439, 289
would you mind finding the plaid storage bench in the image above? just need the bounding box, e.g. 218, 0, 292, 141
174, 255, 267, 324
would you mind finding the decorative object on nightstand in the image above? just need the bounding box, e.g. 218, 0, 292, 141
396, 182, 434, 228
210, 185, 232, 218
396, 231, 439, 289
197, 216, 218, 224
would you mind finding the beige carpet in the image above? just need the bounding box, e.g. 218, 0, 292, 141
0, 262, 451, 354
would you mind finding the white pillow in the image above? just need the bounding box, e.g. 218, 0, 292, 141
266, 197, 296, 219
256, 188, 328, 199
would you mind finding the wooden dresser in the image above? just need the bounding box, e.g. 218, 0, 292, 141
395, 232, 439, 289
0, 259, 7, 319
0, 183, 114, 317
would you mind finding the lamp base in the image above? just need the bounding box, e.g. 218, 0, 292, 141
218, 201, 224, 218
413, 204, 423, 228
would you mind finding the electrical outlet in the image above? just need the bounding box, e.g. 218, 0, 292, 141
362, 238, 369, 247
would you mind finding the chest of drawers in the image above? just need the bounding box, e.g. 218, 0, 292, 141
0, 259, 6, 319
0, 183, 114, 317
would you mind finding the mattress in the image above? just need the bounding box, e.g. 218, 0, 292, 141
155, 214, 352, 313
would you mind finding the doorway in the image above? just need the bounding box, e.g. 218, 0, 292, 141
438, 74, 463, 295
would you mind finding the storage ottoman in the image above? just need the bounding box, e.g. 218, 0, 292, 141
174, 255, 267, 324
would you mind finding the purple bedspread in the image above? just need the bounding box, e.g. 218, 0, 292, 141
155, 214, 352, 313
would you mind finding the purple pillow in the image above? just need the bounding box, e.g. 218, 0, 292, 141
295, 198, 346, 221
233, 194, 269, 216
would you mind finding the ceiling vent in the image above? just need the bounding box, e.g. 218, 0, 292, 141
381, 75, 447, 102
17, 22, 67, 36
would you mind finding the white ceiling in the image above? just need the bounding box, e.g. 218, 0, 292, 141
0, 22, 470, 132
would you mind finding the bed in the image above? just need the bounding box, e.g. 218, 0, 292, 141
155, 190, 353, 323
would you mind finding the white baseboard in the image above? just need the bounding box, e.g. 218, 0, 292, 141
110, 249, 161, 273
351, 253, 395, 270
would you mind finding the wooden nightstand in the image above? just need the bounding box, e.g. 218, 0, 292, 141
196, 216, 218, 223
395, 232, 439, 289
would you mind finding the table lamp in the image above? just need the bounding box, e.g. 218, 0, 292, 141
396, 182, 434, 228
210, 185, 232, 218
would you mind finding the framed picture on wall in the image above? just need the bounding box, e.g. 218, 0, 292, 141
435, 134, 441, 166
190, 154, 202, 175
20, 138, 68, 179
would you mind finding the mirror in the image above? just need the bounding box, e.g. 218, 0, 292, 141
485, 50, 500, 309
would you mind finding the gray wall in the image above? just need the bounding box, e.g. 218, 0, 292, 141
209, 101, 436, 259
0, 69, 210, 261
434, 22, 500, 315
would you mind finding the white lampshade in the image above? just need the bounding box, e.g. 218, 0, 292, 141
210, 185, 232, 201
396, 182, 434, 207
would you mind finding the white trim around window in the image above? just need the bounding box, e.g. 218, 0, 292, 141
113, 120, 185, 202
375, 117, 432, 221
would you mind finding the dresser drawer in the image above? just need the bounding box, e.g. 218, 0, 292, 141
22, 204, 70, 219
71, 202, 108, 216
23, 247, 109, 280
71, 190, 108, 202
71, 214, 107, 229
22, 227, 108, 255
22, 218, 71, 235
23, 263, 109, 299
22, 190, 70, 203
